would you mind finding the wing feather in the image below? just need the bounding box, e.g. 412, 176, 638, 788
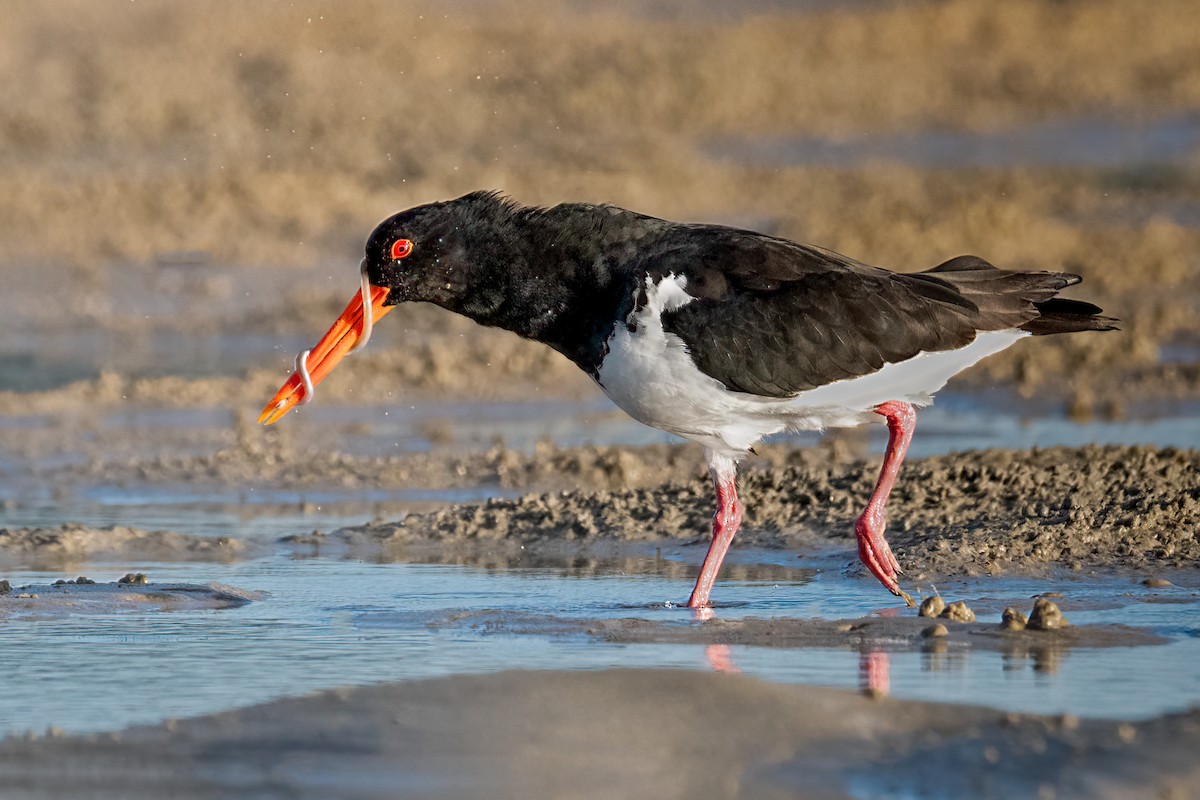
640, 228, 1076, 397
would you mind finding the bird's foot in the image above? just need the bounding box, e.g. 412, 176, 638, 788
855, 516, 914, 607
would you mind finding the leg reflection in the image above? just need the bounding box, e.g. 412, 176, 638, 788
859, 650, 890, 698
691, 606, 741, 674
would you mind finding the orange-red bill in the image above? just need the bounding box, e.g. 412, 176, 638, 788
258, 284, 394, 425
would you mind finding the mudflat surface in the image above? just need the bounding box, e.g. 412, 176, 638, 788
0, 524, 245, 567
2, 669, 1197, 800
8, 444, 1195, 584
330, 445, 1200, 580
0, 579, 257, 618
433, 610, 1169, 652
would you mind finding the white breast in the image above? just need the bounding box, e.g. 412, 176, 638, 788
595, 274, 1027, 456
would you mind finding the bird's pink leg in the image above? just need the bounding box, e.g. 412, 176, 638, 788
687, 453, 742, 609
856, 400, 916, 606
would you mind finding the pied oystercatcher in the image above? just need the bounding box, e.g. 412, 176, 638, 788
260, 192, 1116, 607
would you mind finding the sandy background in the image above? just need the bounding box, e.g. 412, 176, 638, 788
1, 0, 1198, 416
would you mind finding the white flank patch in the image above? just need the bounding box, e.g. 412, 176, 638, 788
596, 274, 1028, 456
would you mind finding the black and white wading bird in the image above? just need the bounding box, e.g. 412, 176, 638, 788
260, 192, 1116, 608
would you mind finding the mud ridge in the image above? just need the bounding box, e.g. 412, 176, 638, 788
0, 524, 247, 567
330, 445, 1200, 578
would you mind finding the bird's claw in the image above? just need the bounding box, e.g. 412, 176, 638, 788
856, 526, 913, 606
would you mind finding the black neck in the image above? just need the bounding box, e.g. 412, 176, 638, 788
444, 200, 669, 375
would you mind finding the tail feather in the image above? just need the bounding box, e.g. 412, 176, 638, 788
913, 254, 1117, 336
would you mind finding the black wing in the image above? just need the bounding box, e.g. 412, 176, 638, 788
648, 227, 1090, 397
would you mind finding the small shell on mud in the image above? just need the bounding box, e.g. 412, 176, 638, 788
1000, 607, 1028, 631
939, 601, 976, 623
918, 596, 946, 618
1028, 598, 1069, 630
922, 623, 949, 639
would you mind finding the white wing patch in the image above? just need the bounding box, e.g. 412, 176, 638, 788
596, 274, 1027, 456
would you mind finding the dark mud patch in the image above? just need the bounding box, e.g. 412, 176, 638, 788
0, 524, 247, 568
329, 446, 1200, 579
1, 669, 1196, 799
429, 609, 1168, 653
0, 580, 256, 618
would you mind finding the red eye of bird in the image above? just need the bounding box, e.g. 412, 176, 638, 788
390, 239, 414, 260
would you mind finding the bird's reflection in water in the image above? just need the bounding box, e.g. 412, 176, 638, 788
689, 609, 892, 691
859, 650, 890, 698
692, 606, 741, 674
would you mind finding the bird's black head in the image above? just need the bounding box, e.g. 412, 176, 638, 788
364, 191, 512, 308
257, 191, 519, 424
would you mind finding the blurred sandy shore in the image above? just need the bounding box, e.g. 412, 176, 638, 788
2, 669, 1197, 799
1, 0, 1198, 411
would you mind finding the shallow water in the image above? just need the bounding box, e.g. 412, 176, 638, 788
0, 544, 1198, 737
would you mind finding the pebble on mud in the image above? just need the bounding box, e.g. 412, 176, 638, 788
1000, 607, 1028, 631
118, 573, 149, 585
53, 576, 96, 586
1028, 598, 1069, 630
918, 596, 946, 618
940, 601, 976, 623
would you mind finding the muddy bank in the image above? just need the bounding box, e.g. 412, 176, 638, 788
1, 669, 1196, 799
330, 445, 1200, 578
433, 609, 1169, 653
0, 525, 246, 568
0, 580, 256, 619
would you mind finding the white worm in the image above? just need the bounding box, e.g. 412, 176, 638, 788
346, 258, 374, 355
294, 348, 314, 406
288, 259, 374, 409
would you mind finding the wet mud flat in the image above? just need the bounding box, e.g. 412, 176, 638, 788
11, 444, 1193, 582
2, 669, 1197, 800
320, 445, 1200, 582
0, 444, 1197, 799
433, 607, 1169, 653
0, 524, 246, 568
0, 578, 256, 619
